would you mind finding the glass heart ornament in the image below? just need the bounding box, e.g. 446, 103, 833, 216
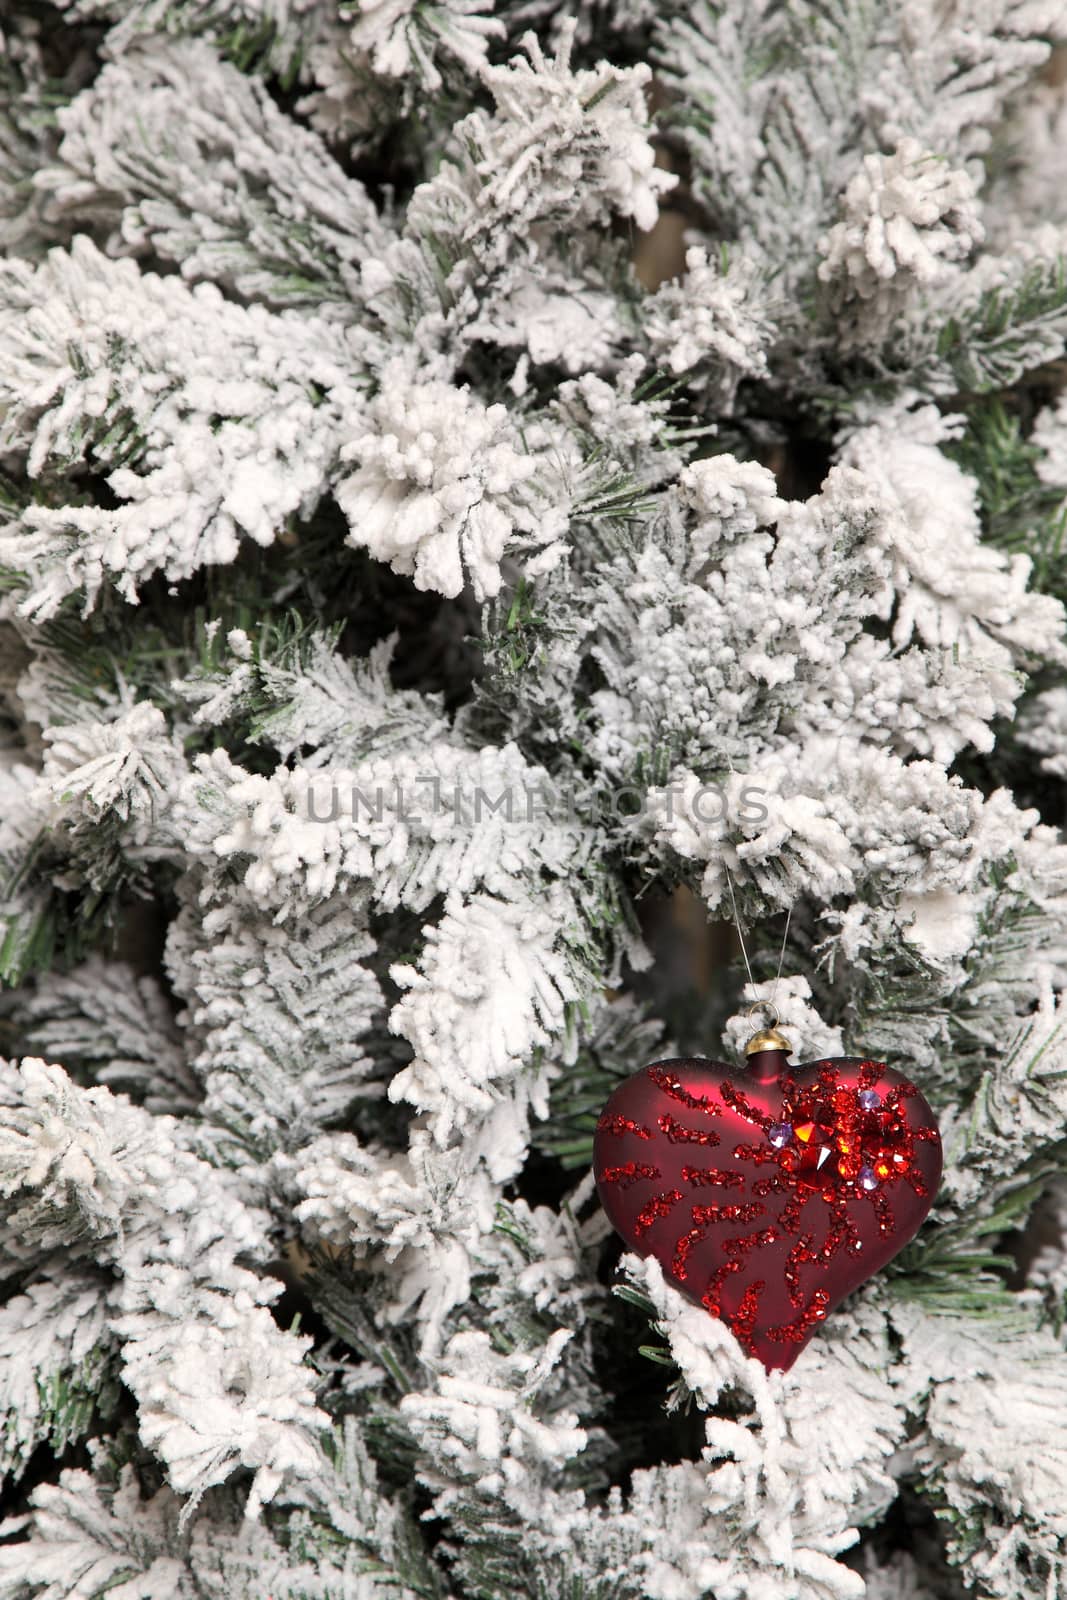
593, 1026, 942, 1371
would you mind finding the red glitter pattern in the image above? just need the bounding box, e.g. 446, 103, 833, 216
732, 1141, 778, 1165
596, 1114, 652, 1140
647, 1066, 722, 1113
658, 1114, 721, 1146
729, 1280, 765, 1347
717, 1080, 770, 1127
766, 1288, 831, 1345
599, 1162, 661, 1189
672, 1201, 766, 1280
681, 1165, 744, 1189
634, 1189, 683, 1236
701, 1260, 741, 1316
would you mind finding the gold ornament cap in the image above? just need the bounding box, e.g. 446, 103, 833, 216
745, 1025, 792, 1056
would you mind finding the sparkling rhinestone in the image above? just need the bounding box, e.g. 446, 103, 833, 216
793, 1108, 835, 1171
768, 1121, 793, 1148
857, 1089, 881, 1110
858, 1165, 879, 1191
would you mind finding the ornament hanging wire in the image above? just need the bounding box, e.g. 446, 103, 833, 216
722, 861, 793, 1030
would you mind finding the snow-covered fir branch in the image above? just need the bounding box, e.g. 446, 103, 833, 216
0, 2, 1065, 1597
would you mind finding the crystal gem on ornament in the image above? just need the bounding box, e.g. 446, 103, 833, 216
858, 1165, 879, 1191
857, 1089, 881, 1110
768, 1121, 793, 1147
793, 1107, 835, 1171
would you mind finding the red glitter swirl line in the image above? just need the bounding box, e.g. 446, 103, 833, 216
765, 1288, 831, 1344
732, 1142, 779, 1165
596, 1114, 652, 1140
863, 1186, 897, 1237
723, 1224, 778, 1259
784, 1233, 818, 1308
752, 1171, 793, 1198
728, 1279, 765, 1354
634, 1189, 683, 1237
700, 1259, 742, 1315
777, 1183, 820, 1234
681, 1165, 744, 1189
671, 1201, 766, 1280
599, 1162, 661, 1189
817, 1215, 852, 1266
777, 1196, 809, 1228
692, 1202, 766, 1226
718, 1079, 771, 1129
672, 1225, 702, 1281
647, 1066, 722, 1113
834, 1191, 863, 1257
658, 1113, 721, 1146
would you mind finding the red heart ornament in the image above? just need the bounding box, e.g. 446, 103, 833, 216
594, 1045, 942, 1371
